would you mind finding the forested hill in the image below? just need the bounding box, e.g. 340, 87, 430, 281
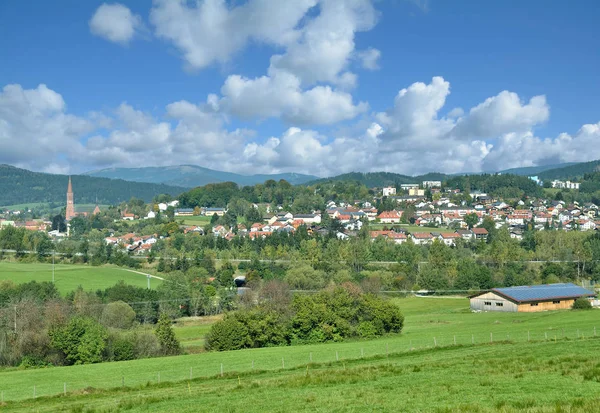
306, 172, 450, 187
0, 165, 186, 206
537, 160, 600, 180
445, 174, 543, 198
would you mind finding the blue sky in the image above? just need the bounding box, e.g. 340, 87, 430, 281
0, 0, 599, 177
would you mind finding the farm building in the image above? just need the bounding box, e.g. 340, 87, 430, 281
470, 283, 596, 312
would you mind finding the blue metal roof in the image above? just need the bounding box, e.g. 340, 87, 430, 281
492, 283, 595, 303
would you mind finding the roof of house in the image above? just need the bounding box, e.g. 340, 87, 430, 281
472, 227, 489, 234
478, 283, 595, 303
439, 232, 461, 239
411, 232, 433, 239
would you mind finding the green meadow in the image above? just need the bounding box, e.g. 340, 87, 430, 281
177, 215, 211, 226
0, 296, 598, 411
0, 262, 161, 294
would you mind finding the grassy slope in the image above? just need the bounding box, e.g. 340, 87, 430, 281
3, 340, 600, 412
0, 297, 598, 406
0, 262, 161, 294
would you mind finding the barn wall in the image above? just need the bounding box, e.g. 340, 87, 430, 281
517, 299, 575, 312
470, 292, 518, 312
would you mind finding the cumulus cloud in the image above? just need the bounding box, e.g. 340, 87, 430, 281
269, 0, 378, 85
357, 48, 381, 70
220, 72, 367, 125
0, 84, 92, 171
89, 3, 143, 45
2, 79, 598, 178
150, 0, 316, 69
451, 91, 549, 140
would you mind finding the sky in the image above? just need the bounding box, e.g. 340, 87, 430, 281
0, 0, 599, 178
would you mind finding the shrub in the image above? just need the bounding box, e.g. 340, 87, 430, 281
49, 316, 108, 365
154, 313, 182, 356
101, 301, 136, 329
572, 297, 593, 310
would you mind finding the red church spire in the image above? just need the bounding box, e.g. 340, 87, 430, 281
66, 176, 75, 220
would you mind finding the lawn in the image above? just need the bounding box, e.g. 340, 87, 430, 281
0, 296, 598, 406
0, 262, 161, 294
177, 215, 212, 226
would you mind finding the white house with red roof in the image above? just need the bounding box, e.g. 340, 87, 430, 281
377, 210, 402, 224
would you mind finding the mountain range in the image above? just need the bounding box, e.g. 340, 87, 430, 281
84, 165, 318, 187
0, 165, 184, 207
2, 159, 600, 207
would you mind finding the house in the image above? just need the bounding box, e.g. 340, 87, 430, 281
145, 211, 156, 219
472, 227, 489, 240
204, 207, 227, 217
409, 188, 425, 196
174, 208, 194, 216
370, 230, 408, 244
382, 186, 396, 197
294, 214, 322, 224
422, 180, 442, 188
456, 229, 473, 240
158, 203, 168, 211
377, 210, 402, 224
438, 232, 461, 246
400, 184, 419, 190
410, 232, 434, 245
469, 283, 596, 312
122, 212, 135, 221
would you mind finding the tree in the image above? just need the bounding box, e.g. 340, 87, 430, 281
49, 316, 108, 365
100, 301, 136, 329
464, 213, 478, 229
154, 313, 181, 356
51, 214, 67, 233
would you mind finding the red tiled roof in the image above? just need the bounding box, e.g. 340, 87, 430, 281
472, 228, 489, 234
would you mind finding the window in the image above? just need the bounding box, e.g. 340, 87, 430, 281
495, 302, 503, 307
484, 301, 491, 306
552, 300, 560, 304
530, 303, 538, 307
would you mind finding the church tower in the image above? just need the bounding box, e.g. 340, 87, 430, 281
66, 176, 75, 220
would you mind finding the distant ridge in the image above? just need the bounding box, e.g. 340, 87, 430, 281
538, 160, 600, 180
0, 164, 185, 206
305, 172, 449, 187
497, 163, 576, 176
84, 165, 318, 187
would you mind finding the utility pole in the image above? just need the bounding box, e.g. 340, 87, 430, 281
52, 249, 55, 283
147, 274, 151, 289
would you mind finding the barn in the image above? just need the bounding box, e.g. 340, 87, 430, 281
470, 283, 596, 312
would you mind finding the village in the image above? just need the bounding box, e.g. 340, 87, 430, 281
0, 177, 597, 256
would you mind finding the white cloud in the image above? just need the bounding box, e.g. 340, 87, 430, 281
451, 91, 549, 140
150, 0, 316, 70
89, 3, 143, 45
220, 71, 367, 125
2, 80, 598, 179
269, 0, 378, 85
357, 48, 381, 70
0, 84, 92, 171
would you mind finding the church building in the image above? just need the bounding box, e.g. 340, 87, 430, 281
65, 177, 101, 220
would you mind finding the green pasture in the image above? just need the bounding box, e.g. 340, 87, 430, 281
0, 296, 598, 407
178, 215, 211, 226
3, 339, 600, 412
0, 262, 161, 294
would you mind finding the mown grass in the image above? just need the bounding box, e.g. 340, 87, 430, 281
177, 215, 211, 226
3, 339, 600, 412
0, 296, 598, 406
0, 262, 161, 294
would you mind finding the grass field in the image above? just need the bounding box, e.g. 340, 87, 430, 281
1, 296, 599, 409
3, 339, 600, 412
177, 215, 211, 226
0, 262, 161, 294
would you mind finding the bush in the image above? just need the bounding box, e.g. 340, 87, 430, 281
49, 316, 108, 365
207, 286, 404, 351
101, 301, 136, 329
572, 297, 593, 310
